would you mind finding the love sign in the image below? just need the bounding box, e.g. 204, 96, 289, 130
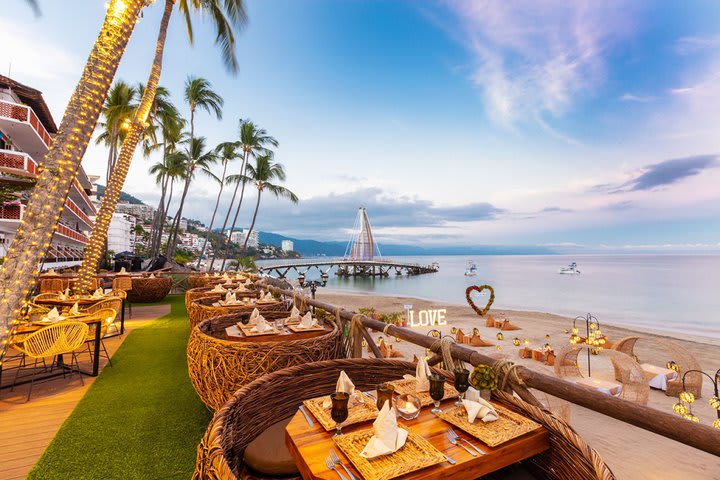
407, 309, 447, 327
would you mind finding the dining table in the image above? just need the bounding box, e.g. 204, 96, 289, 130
640, 363, 678, 391
285, 391, 549, 480
36, 295, 126, 336
574, 377, 623, 396
224, 323, 332, 342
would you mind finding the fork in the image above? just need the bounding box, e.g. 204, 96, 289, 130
325, 456, 348, 480
330, 449, 357, 480
447, 428, 485, 455
445, 431, 477, 456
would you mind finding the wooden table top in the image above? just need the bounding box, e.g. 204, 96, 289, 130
16, 316, 102, 334
224, 324, 331, 343
36, 297, 114, 307
286, 395, 549, 480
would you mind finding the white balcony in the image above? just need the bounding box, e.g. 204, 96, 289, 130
64, 197, 94, 230
0, 203, 24, 227
55, 223, 88, 245
0, 99, 53, 161
0, 149, 38, 178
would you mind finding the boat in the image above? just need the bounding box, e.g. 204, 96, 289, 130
464, 260, 477, 276
559, 262, 580, 275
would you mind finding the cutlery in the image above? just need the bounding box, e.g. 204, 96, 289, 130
330, 449, 357, 480
325, 456, 347, 480
298, 405, 314, 427
442, 453, 456, 465
362, 391, 377, 401
447, 428, 485, 455
445, 431, 477, 456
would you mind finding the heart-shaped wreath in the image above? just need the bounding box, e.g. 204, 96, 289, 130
466, 284, 495, 316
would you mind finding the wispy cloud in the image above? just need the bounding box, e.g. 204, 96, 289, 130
674, 34, 720, 55
619, 93, 654, 102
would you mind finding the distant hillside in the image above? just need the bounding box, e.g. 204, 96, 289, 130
94, 184, 145, 205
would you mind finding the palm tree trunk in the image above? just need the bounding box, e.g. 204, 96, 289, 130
242, 188, 262, 253
78, 0, 175, 292
196, 162, 227, 268
167, 170, 192, 258
0, 0, 145, 351
157, 180, 175, 255
106, 127, 118, 185
220, 152, 249, 270
149, 173, 168, 258
209, 173, 240, 271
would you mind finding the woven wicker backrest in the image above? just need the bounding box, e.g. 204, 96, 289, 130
112, 276, 133, 292
39, 278, 65, 294
22, 321, 89, 358
84, 298, 122, 317
188, 296, 286, 328
81, 308, 117, 339
33, 293, 61, 302
127, 276, 173, 303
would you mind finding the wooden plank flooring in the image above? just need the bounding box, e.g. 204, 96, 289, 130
0, 304, 170, 480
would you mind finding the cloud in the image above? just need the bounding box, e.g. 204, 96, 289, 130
674, 34, 720, 55
622, 155, 718, 192
619, 93, 654, 102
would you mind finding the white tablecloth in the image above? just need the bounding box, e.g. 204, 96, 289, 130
641, 363, 677, 391
575, 377, 623, 396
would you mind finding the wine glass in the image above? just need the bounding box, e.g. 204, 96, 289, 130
453, 368, 470, 406
428, 374, 445, 414
376, 383, 395, 411
330, 392, 350, 437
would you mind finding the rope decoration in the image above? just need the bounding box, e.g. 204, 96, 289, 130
492, 359, 526, 392
429, 336, 458, 371
346, 314, 365, 358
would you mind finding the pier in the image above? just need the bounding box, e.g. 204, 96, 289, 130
258, 257, 438, 278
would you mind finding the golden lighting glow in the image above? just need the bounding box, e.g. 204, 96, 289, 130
714, 418, 720, 429
496, 332, 504, 340
672, 403, 688, 415
708, 396, 720, 410
512, 338, 521, 347
679, 391, 696, 404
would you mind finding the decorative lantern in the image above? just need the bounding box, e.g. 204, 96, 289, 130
430, 330, 440, 338
708, 396, 720, 410
666, 360, 680, 372
679, 391, 696, 404
472, 328, 480, 336
395, 336, 401, 342
496, 332, 504, 341
361, 339, 367, 348
523, 339, 530, 345
672, 402, 688, 415
450, 326, 458, 335
545, 334, 551, 339
512, 338, 521, 346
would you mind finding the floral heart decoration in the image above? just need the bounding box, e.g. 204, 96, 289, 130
466, 285, 495, 316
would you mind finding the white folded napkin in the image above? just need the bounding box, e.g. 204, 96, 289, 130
224, 292, 237, 304
68, 302, 80, 316
211, 284, 227, 293
248, 308, 261, 324
222, 273, 231, 282
250, 314, 271, 333
298, 312, 318, 329
58, 293, 67, 301
463, 387, 498, 423
244, 279, 252, 285
403, 356, 430, 392
149, 273, 156, 279
322, 370, 364, 408
64, 287, 70, 297
360, 401, 408, 458
91, 288, 104, 299
290, 306, 301, 320
119, 267, 127, 274
43, 307, 64, 323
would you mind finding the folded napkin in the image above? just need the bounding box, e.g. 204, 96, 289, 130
91, 288, 104, 299
250, 314, 271, 333
403, 356, 430, 392
463, 387, 498, 424
224, 292, 238, 304
360, 401, 408, 458
322, 371, 365, 408
119, 267, 127, 274
297, 312, 318, 329
244, 279, 252, 285
68, 302, 80, 316
211, 284, 227, 293
58, 293, 67, 301
149, 273, 156, 279
287, 306, 302, 323
64, 287, 70, 297
222, 274, 231, 282
248, 308, 261, 324
43, 307, 64, 323
259, 292, 274, 302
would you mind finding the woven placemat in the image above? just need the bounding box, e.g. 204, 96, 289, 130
387, 378, 459, 407
435, 403, 542, 447
287, 324, 326, 333
238, 324, 281, 337
303, 395, 378, 431
334, 428, 445, 480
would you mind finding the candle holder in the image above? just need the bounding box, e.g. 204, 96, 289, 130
672, 368, 720, 429
395, 393, 421, 420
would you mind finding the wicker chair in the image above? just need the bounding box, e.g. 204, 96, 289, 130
79, 308, 117, 366
554, 345, 649, 405
10, 321, 89, 401
185, 286, 260, 312
38, 277, 66, 294
33, 293, 61, 302
187, 310, 340, 411
188, 275, 212, 289
193, 358, 615, 480
112, 275, 133, 318
611, 336, 702, 398
188, 296, 285, 329
127, 276, 172, 303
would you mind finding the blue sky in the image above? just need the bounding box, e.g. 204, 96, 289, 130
2, 0, 720, 251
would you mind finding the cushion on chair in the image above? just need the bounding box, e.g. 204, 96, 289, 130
242, 417, 299, 477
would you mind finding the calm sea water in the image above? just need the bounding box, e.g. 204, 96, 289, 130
262, 255, 720, 339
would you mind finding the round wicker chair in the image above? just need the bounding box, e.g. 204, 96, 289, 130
611, 336, 702, 398
185, 286, 260, 312
188, 296, 285, 329
555, 344, 649, 405
187, 311, 342, 411
127, 276, 172, 303
189, 275, 213, 289
193, 358, 615, 480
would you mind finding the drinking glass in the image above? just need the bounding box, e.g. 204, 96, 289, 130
274, 317, 284, 330
428, 374, 445, 414
453, 368, 470, 406
330, 392, 350, 437
376, 383, 395, 411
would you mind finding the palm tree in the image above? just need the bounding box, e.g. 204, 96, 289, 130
166, 77, 224, 257
166, 137, 219, 257
0, 0, 146, 348
95, 81, 138, 184
77, 0, 246, 291
195, 142, 241, 268
212, 119, 278, 271
239, 154, 298, 255
148, 149, 186, 258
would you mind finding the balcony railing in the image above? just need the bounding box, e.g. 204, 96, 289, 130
64, 197, 93, 228
72, 178, 96, 214
56, 224, 88, 244
0, 99, 53, 149
0, 149, 37, 177
0, 204, 23, 221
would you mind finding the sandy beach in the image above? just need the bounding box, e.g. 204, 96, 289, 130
318, 289, 720, 480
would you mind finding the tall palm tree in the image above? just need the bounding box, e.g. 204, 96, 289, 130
166, 137, 219, 257
96, 81, 138, 184
77, 0, 246, 291
148, 149, 186, 257
212, 119, 277, 271
166, 77, 224, 257
195, 142, 240, 268
239, 154, 298, 255
0, 0, 146, 349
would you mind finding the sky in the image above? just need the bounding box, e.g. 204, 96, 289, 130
2, 0, 720, 252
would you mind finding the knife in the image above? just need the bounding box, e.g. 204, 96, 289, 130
298, 405, 314, 427
443, 454, 456, 465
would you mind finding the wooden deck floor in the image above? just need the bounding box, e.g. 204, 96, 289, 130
0, 304, 170, 480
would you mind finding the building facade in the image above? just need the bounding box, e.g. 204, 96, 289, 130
281, 240, 294, 252
227, 229, 259, 248
0, 75, 96, 270
106, 213, 136, 255
116, 202, 154, 224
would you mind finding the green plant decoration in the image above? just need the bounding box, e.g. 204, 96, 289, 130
470, 364, 497, 391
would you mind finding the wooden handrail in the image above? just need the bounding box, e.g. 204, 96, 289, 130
267, 284, 720, 458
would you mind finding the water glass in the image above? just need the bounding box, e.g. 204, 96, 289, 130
376, 383, 395, 411
330, 392, 350, 437
428, 374, 445, 414
453, 367, 470, 406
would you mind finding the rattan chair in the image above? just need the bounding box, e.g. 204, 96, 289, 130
193, 358, 615, 480
33, 293, 61, 302
127, 276, 172, 303
80, 308, 117, 367
79, 297, 122, 335
611, 336, 702, 398
188, 296, 285, 329
38, 277, 65, 294
113, 275, 133, 319
10, 321, 89, 401
554, 345, 649, 405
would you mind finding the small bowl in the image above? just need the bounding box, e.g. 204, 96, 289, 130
395, 393, 421, 420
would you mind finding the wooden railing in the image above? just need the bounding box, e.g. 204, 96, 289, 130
0, 99, 53, 149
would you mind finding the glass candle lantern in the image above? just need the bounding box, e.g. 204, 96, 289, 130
395, 393, 421, 420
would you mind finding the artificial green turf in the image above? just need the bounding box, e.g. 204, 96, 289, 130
27, 294, 212, 480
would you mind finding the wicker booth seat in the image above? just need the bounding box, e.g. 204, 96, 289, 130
189, 275, 213, 289
187, 311, 342, 411
126, 276, 173, 303
188, 296, 284, 329
184, 285, 261, 312
611, 336, 703, 398
555, 344, 649, 405
193, 358, 615, 480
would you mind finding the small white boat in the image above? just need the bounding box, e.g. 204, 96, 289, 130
464, 260, 478, 276
559, 262, 580, 275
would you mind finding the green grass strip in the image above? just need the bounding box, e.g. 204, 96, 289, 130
27, 294, 212, 480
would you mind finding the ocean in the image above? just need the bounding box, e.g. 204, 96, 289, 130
260, 254, 720, 339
